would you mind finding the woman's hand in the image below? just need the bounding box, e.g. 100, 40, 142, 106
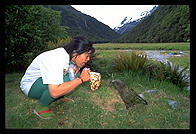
79, 68, 90, 82
48, 68, 90, 98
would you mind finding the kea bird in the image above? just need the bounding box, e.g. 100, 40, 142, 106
111, 79, 148, 109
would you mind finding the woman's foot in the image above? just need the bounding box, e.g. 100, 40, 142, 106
33, 103, 55, 119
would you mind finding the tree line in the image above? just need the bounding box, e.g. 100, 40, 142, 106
5, 5, 69, 72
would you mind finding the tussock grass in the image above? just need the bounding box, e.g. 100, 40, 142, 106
112, 51, 147, 72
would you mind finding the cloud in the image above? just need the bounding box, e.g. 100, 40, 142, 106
71, 5, 156, 29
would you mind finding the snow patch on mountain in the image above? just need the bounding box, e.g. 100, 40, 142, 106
114, 17, 132, 31
114, 5, 159, 34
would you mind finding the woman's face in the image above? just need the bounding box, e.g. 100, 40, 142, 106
72, 51, 91, 68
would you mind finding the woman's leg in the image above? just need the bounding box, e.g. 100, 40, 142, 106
28, 77, 56, 119
28, 73, 80, 119
28, 72, 80, 106
28, 77, 54, 106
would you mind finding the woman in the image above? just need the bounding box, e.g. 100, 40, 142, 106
20, 36, 95, 119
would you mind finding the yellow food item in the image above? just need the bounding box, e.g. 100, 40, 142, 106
90, 72, 101, 91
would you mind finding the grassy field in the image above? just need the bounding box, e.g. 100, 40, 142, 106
94, 42, 190, 51
5, 43, 190, 129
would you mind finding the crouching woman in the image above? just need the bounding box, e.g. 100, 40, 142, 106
20, 36, 95, 119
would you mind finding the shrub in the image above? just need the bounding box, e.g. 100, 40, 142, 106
144, 61, 189, 90
112, 51, 148, 72
47, 36, 72, 50
143, 61, 166, 81
5, 5, 68, 72
163, 62, 189, 89
112, 51, 189, 90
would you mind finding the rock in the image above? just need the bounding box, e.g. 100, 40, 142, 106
185, 86, 190, 91
138, 93, 144, 99
168, 52, 174, 56
146, 89, 156, 94
179, 51, 185, 55
168, 100, 178, 109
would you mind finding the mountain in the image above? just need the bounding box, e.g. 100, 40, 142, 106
114, 5, 159, 35
114, 5, 190, 43
45, 5, 120, 43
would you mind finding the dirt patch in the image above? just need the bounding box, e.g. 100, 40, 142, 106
96, 98, 121, 111
90, 89, 124, 112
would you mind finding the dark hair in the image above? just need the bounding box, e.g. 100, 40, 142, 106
61, 36, 95, 58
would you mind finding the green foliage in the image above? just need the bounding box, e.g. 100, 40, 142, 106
168, 53, 190, 74
112, 51, 148, 72
143, 61, 166, 81
162, 62, 189, 89
85, 51, 117, 79
80, 52, 113, 79
5, 5, 68, 72
115, 5, 190, 43
144, 61, 189, 90
47, 36, 72, 50
111, 50, 189, 90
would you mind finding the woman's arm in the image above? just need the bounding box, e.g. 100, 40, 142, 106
48, 69, 90, 99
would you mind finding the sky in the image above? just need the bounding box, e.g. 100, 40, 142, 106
71, 5, 157, 29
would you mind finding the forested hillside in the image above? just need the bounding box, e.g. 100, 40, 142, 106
5, 5, 69, 72
45, 5, 120, 43
114, 5, 190, 43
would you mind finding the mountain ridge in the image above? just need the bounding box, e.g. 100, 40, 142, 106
114, 5, 159, 35
45, 5, 120, 43
114, 5, 190, 43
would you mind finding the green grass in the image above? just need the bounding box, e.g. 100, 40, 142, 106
94, 42, 190, 51
5, 71, 190, 129
5, 43, 190, 129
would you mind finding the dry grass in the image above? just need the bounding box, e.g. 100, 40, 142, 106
90, 88, 123, 112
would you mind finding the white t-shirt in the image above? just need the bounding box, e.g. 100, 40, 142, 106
20, 48, 70, 96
